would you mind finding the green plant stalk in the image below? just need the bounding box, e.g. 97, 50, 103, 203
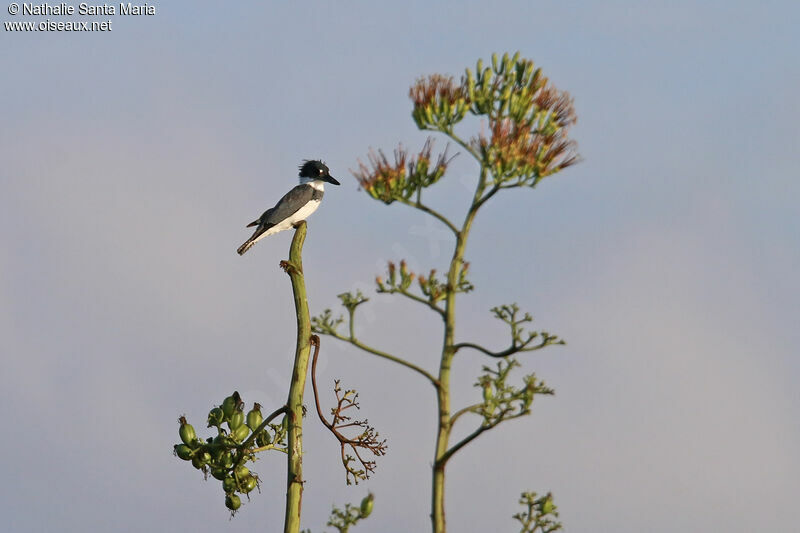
431, 160, 489, 533
284, 222, 311, 533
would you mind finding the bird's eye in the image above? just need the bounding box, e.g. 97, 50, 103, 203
319, 169, 324, 175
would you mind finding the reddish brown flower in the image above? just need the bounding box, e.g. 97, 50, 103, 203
352, 139, 451, 203
409, 74, 466, 108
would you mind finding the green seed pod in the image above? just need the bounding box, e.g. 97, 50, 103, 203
491, 53, 498, 72
255, 430, 271, 448
234, 464, 250, 479
210, 466, 228, 481
178, 417, 196, 446
232, 424, 250, 443
246, 403, 263, 430
360, 493, 374, 517
240, 474, 258, 494
225, 493, 241, 511
221, 451, 235, 469
476, 58, 483, 74
174, 444, 192, 461
221, 393, 239, 420
207, 407, 224, 428
542, 494, 555, 515
222, 475, 237, 493
210, 447, 226, 465
228, 409, 245, 431
192, 451, 211, 469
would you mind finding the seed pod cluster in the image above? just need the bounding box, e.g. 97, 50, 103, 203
173, 392, 288, 514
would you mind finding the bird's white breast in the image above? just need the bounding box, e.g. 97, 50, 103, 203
263, 199, 321, 238
288, 198, 321, 224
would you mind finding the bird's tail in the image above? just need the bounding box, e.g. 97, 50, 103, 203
237, 239, 255, 256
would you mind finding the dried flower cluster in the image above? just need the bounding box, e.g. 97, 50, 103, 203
463, 53, 580, 186
475, 116, 579, 187
352, 139, 451, 204
354, 52, 579, 199
410, 74, 470, 129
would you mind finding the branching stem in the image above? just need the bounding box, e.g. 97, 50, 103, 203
382, 286, 446, 317
310, 335, 387, 484
453, 337, 554, 358
239, 404, 288, 451
328, 324, 440, 387
396, 197, 460, 236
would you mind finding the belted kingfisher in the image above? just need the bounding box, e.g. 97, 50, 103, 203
237, 160, 340, 255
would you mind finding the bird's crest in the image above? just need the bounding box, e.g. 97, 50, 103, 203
299, 159, 329, 179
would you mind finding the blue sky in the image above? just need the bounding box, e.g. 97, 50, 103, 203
1, 2, 798, 532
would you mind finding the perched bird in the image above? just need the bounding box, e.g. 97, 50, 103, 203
237, 160, 340, 255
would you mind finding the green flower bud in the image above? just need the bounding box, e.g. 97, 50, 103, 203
541, 494, 555, 515
360, 493, 374, 517
482, 383, 494, 404
424, 106, 434, 125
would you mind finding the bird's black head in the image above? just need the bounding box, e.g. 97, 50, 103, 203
299, 159, 340, 185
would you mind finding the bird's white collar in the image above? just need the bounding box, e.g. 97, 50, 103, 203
300, 178, 325, 191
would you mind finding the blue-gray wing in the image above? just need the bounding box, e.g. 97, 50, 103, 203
238, 185, 319, 256
245, 185, 316, 227
262, 184, 316, 224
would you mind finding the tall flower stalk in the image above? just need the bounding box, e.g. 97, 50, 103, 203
313, 52, 579, 532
